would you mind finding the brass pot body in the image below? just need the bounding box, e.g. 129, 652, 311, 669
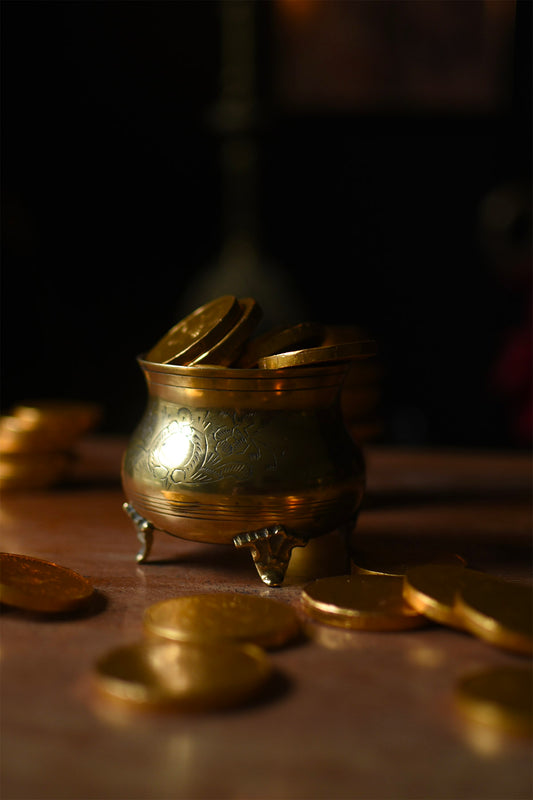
122, 359, 366, 547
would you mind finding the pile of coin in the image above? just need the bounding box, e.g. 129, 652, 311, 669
94, 592, 302, 712
301, 558, 532, 655
145, 294, 377, 370
5, 543, 529, 731
299, 546, 532, 735
0, 400, 101, 490
92, 558, 531, 728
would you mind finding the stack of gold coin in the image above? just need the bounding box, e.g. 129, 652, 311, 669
402, 562, 532, 656
0, 400, 101, 490
145, 295, 263, 367
144, 295, 377, 374
304, 546, 532, 655
302, 552, 532, 735
0, 552, 95, 614
94, 591, 300, 712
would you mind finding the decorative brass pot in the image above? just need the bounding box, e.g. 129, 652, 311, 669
121, 358, 366, 585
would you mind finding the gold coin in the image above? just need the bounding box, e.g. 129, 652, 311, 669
402, 563, 476, 628
13, 400, 102, 441
301, 574, 428, 631
144, 592, 300, 648
455, 572, 532, 656
258, 340, 377, 370
455, 666, 533, 736
351, 542, 466, 577
190, 297, 263, 366
237, 321, 325, 368
145, 295, 241, 365
0, 552, 95, 613
0, 416, 60, 454
94, 639, 272, 711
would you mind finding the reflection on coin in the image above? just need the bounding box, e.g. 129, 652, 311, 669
402, 563, 476, 628
94, 639, 272, 711
0, 552, 94, 613
352, 542, 466, 577
301, 574, 428, 631
190, 298, 263, 366
237, 321, 325, 368
145, 295, 241, 365
144, 592, 300, 648
455, 572, 532, 656
455, 666, 533, 736
258, 340, 377, 370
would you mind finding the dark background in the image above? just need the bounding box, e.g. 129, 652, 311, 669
1, 0, 531, 448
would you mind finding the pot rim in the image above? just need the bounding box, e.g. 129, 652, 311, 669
137, 354, 356, 390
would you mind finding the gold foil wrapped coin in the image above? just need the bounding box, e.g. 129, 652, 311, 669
455, 666, 533, 736
301, 574, 428, 631
94, 639, 272, 711
455, 572, 532, 656
402, 563, 476, 628
258, 340, 377, 370
144, 592, 301, 648
145, 295, 241, 365
237, 321, 325, 368
0, 552, 95, 613
190, 297, 263, 366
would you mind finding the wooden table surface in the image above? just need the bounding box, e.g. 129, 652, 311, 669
1, 437, 531, 800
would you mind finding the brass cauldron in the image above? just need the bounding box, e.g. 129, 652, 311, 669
121, 357, 366, 585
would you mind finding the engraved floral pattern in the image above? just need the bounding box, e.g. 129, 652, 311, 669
128, 405, 279, 489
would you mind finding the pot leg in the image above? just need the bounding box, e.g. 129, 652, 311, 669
233, 525, 307, 586
122, 502, 155, 563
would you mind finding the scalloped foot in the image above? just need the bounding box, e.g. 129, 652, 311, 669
233, 525, 307, 586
